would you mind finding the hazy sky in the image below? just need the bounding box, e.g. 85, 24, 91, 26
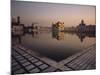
11, 1, 96, 27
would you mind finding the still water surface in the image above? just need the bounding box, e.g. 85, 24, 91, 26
12, 30, 96, 61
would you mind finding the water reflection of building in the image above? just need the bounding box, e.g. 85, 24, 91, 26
63, 30, 95, 42
52, 30, 64, 40
12, 30, 40, 45
12, 30, 24, 45
52, 21, 64, 31
76, 33, 86, 42
76, 32, 95, 42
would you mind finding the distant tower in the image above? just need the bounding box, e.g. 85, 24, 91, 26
32, 23, 34, 29
81, 19, 84, 25
17, 16, 20, 24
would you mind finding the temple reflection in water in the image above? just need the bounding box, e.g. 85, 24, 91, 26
52, 31, 64, 40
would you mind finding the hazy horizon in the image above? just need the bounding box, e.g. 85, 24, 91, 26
11, 1, 96, 27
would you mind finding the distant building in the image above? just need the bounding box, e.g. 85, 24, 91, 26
77, 19, 86, 32
52, 21, 64, 31
12, 16, 24, 31
64, 19, 96, 33
24, 23, 40, 32
32, 23, 40, 30
77, 19, 96, 33
65, 26, 76, 32
85, 25, 96, 33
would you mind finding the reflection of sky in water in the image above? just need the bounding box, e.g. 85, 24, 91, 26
12, 31, 95, 61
